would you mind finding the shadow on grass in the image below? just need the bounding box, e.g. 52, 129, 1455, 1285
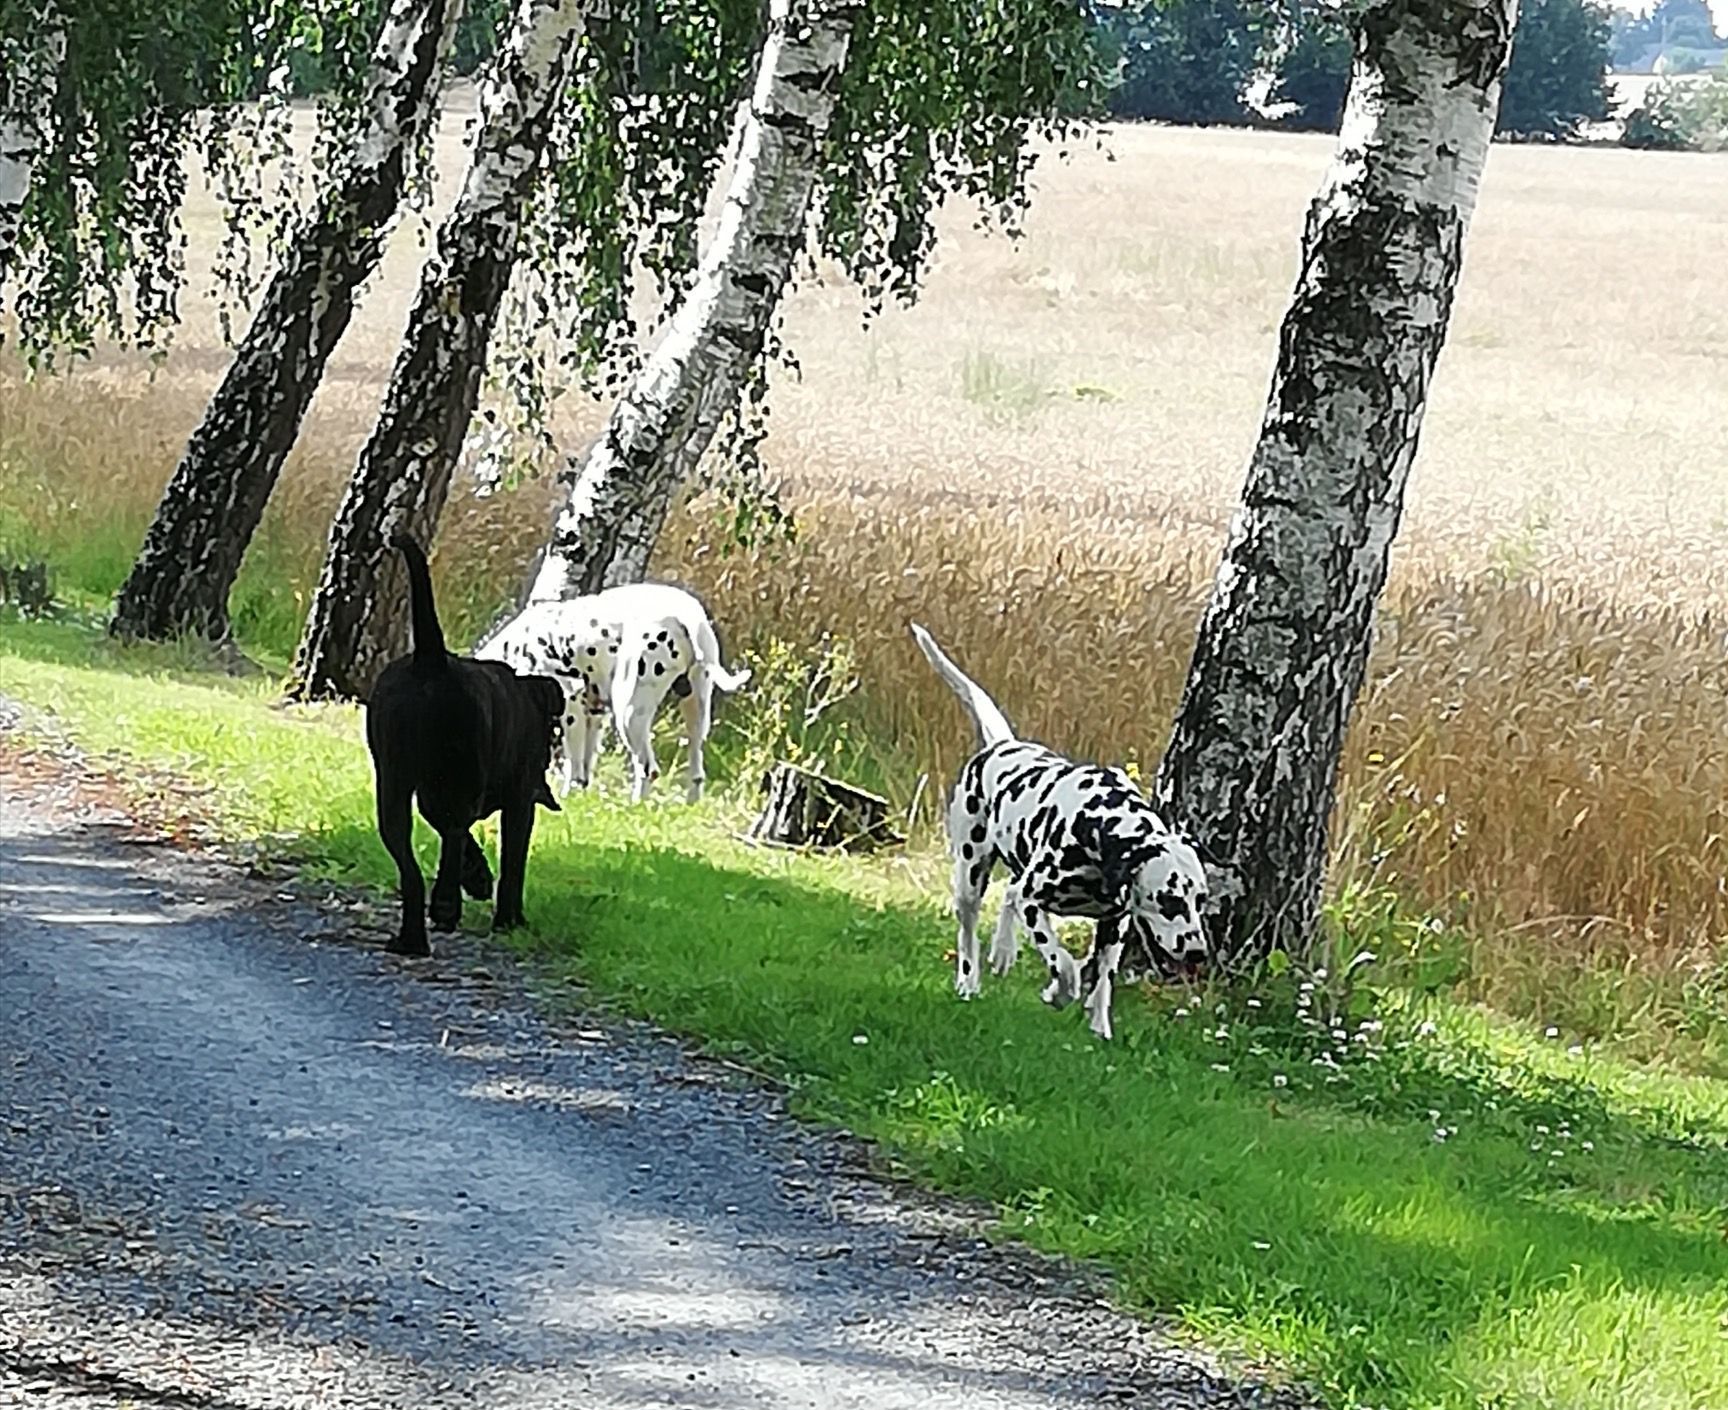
304, 804, 1728, 1408
0, 609, 294, 685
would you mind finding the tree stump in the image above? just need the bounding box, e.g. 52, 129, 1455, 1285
0, 560, 52, 618
748, 763, 903, 853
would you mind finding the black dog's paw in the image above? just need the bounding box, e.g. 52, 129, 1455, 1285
461, 835, 494, 901
429, 894, 463, 931
492, 909, 527, 934
387, 931, 431, 957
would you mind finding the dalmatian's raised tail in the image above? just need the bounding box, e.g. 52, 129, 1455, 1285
685, 609, 751, 695
910, 624, 1015, 748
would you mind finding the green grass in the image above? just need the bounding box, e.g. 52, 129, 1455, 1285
4, 612, 1728, 1410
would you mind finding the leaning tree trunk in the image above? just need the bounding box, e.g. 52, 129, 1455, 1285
105, 0, 461, 645
1151, 0, 1517, 965
288, 0, 589, 702
521, 0, 860, 604
0, 5, 65, 289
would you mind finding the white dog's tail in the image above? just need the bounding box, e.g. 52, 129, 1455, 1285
909, 623, 1015, 747
683, 610, 751, 693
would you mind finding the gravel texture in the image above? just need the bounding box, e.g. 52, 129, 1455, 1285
0, 726, 1301, 1409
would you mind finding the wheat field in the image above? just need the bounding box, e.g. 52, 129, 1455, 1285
4, 112, 1728, 1040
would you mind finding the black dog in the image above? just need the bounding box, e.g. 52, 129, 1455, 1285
366, 535, 565, 955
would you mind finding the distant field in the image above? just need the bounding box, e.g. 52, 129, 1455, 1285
4, 115, 1728, 1062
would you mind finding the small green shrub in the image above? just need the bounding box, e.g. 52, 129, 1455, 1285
1621, 73, 1728, 150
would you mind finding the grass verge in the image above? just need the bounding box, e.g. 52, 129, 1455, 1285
3, 612, 1727, 1410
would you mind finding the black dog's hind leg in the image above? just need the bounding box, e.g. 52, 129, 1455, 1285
493, 799, 536, 931
377, 777, 429, 956
460, 832, 493, 901
429, 827, 471, 932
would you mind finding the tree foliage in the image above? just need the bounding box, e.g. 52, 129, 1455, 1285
1090, 0, 1270, 125
1269, 3, 1351, 131
1611, 0, 1721, 66
1622, 68, 1728, 148
0, 0, 385, 363
1498, 0, 1614, 137
481, 0, 1104, 478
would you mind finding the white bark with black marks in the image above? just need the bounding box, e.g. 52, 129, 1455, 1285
1152, 0, 1518, 964
523, 0, 861, 604
0, 5, 65, 288
107, 0, 461, 644
290, 0, 592, 703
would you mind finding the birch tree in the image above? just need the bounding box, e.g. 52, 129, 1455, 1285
1152, 0, 1518, 964
109, 0, 462, 645
288, 0, 592, 700
519, 0, 1101, 604
521, 0, 859, 605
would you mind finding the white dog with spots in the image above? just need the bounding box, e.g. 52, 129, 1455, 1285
480, 584, 750, 803
911, 623, 1209, 1040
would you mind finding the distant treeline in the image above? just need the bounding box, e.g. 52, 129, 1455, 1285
1086, 0, 1725, 145
283, 0, 1727, 150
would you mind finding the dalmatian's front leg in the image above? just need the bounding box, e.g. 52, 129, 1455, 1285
988, 888, 1021, 976
1021, 900, 1080, 1010
1081, 915, 1127, 1041
1015, 855, 1083, 1009
555, 709, 580, 795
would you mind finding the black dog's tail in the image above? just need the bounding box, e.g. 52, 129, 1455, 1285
393, 534, 446, 665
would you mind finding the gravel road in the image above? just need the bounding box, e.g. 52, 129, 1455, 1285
0, 738, 1297, 1409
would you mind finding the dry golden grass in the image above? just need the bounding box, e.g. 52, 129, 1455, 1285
5, 114, 1728, 1044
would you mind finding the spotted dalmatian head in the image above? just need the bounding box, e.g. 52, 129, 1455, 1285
1125, 835, 1209, 974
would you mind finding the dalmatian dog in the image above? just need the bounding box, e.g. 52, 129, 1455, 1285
910, 623, 1210, 1041
479, 584, 750, 803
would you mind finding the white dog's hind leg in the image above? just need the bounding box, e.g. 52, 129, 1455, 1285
679, 671, 713, 803
948, 832, 992, 1000
988, 889, 1021, 975
580, 710, 604, 789
619, 705, 657, 802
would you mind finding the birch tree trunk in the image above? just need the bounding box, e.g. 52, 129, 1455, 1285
521, 0, 861, 605
0, 6, 65, 290
1152, 0, 1518, 964
288, 0, 590, 702
107, 0, 461, 645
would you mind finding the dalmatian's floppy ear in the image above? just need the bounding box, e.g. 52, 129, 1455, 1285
1101, 853, 1136, 909
1075, 813, 1136, 904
